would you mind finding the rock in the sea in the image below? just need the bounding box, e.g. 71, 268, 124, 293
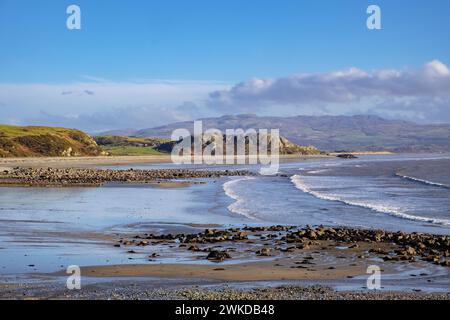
116, 224, 450, 268
441, 260, 450, 267
296, 243, 310, 250
405, 246, 417, 256
206, 250, 231, 261
369, 248, 389, 255
336, 154, 358, 159
256, 248, 272, 256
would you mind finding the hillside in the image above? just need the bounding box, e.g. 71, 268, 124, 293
107, 115, 450, 153
95, 134, 322, 156
94, 136, 169, 156
0, 125, 103, 157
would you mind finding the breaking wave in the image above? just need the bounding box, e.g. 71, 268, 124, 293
290, 174, 450, 226
223, 176, 257, 220
396, 173, 449, 188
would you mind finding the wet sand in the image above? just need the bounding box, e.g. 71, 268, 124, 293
1, 223, 450, 299
0, 155, 173, 168
1, 156, 449, 300
0, 154, 331, 169
57, 260, 368, 282
11, 225, 450, 285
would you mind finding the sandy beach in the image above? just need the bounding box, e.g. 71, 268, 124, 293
0, 155, 173, 168
1, 155, 450, 300
1, 222, 450, 299
0, 154, 333, 169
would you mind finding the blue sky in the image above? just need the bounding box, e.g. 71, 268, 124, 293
2, 0, 450, 82
1, 0, 450, 130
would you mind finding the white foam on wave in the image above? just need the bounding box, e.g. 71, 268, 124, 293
223, 176, 257, 219
290, 174, 450, 226
307, 169, 330, 174
396, 173, 449, 188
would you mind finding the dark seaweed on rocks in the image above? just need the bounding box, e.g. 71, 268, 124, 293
284, 226, 450, 266
118, 226, 450, 266
0, 167, 252, 186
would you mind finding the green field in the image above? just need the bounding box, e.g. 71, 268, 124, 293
101, 145, 166, 156
94, 135, 170, 156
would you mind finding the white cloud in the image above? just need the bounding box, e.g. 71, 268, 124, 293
425, 60, 450, 76
1, 61, 450, 131
0, 79, 230, 131
207, 60, 450, 122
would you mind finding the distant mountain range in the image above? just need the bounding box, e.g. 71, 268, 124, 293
99, 114, 450, 153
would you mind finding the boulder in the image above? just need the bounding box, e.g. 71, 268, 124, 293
206, 250, 231, 261
256, 248, 272, 256
336, 154, 358, 159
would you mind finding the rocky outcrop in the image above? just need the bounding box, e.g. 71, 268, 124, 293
336, 153, 358, 159
284, 226, 450, 266
0, 167, 251, 186
158, 133, 324, 156
116, 225, 450, 266
207, 250, 231, 261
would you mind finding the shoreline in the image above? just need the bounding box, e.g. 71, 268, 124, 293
0, 154, 333, 168
2, 281, 450, 300
1, 154, 450, 300
1, 224, 450, 299
0, 155, 173, 168
0, 167, 251, 187
0, 225, 450, 300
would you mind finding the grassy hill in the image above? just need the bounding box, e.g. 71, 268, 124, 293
97, 134, 323, 156
0, 126, 324, 158
94, 136, 169, 156
0, 125, 103, 157
112, 114, 450, 153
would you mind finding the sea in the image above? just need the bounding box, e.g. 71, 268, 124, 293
1, 153, 449, 274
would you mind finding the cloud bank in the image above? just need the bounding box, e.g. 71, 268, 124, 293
0, 61, 449, 131
0, 80, 229, 132
207, 60, 450, 122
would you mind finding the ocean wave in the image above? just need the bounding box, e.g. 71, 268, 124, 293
223, 177, 257, 219
306, 169, 330, 174
395, 173, 449, 188
290, 174, 450, 226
